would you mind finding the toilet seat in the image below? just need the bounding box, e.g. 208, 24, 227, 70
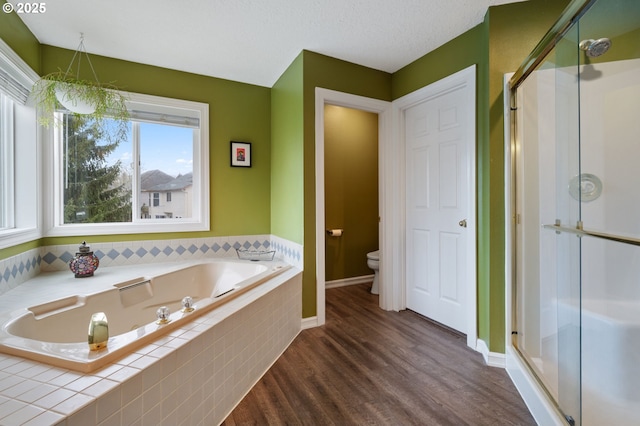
367, 250, 380, 295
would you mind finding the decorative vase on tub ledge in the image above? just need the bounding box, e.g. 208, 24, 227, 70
69, 241, 100, 278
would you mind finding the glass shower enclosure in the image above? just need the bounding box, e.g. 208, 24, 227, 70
508, 0, 640, 424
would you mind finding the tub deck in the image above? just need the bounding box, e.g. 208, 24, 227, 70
0, 258, 290, 372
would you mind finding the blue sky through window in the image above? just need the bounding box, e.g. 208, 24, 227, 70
106, 122, 193, 178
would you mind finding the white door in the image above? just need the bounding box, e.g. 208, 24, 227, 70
405, 80, 472, 333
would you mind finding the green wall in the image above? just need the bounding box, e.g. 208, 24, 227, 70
324, 105, 378, 282
271, 51, 391, 316
392, 21, 491, 343
392, 24, 488, 100
0, 37, 273, 256
579, 0, 640, 64
486, 0, 571, 352
301, 51, 392, 316
390, 0, 569, 352
271, 54, 304, 245
0, 1, 39, 72
7, 43, 271, 250
1, 0, 575, 352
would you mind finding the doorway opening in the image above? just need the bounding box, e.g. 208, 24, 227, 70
323, 105, 379, 291
315, 88, 392, 326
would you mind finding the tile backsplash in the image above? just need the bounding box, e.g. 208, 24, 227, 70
0, 235, 303, 296
0, 248, 41, 295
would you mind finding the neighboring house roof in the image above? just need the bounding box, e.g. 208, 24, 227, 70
144, 173, 193, 192
141, 170, 174, 191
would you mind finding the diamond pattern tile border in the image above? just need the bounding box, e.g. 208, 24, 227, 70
0, 235, 303, 295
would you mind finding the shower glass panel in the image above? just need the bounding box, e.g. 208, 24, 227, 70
577, 0, 640, 424
514, 18, 582, 425
512, 0, 640, 425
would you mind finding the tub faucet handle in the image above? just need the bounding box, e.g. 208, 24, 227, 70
181, 296, 195, 313
88, 312, 109, 351
156, 306, 171, 324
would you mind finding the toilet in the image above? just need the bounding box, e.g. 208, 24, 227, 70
366, 250, 380, 295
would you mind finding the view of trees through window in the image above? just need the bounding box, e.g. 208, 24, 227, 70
61, 113, 194, 224
62, 114, 132, 223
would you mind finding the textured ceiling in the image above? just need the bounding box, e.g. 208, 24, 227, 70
10, 0, 527, 87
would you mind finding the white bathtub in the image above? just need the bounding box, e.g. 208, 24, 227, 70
0, 259, 290, 373
556, 298, 640, 425
581, 299, 640, 402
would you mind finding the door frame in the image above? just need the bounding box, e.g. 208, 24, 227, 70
315, 88, 392, 325
392, 65, 477, 349
314, 65, 477, 350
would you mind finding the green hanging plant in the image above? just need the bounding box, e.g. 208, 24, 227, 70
32, 72, 129, 126
31, 34, 130, 135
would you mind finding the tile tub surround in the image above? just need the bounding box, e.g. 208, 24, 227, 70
0, 260, 292, 372
0, 264, 302, 425
0, 248, 41, 296
0, 235, 304, 296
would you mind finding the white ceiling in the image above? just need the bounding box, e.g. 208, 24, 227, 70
11, 0, 527, 88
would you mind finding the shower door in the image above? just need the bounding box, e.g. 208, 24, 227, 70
514, 20, 582, 424
513, 0, 640, 425
573, 1, 640, 424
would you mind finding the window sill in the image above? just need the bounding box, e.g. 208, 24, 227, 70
44, 220, 210, 238
0, 227, 41, 250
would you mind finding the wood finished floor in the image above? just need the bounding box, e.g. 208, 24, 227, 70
223, 284, 535, 426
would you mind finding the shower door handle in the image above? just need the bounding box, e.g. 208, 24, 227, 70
458, 219, 467, 228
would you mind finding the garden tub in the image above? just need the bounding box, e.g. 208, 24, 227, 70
0, 258, 290, 373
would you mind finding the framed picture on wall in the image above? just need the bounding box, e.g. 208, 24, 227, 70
230, 141, 251, 167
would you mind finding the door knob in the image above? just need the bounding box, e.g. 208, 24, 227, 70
458, 219, 467, 228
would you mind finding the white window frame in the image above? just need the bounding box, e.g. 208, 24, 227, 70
0, 94, 14, 231
0, 39, 41, 249
44, 92, 210, 236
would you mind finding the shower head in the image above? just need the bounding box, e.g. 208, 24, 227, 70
579, 38, 612, 58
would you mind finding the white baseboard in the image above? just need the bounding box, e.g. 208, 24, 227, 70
301, 316, 318, 330
476, 339, 506, 368
506, 347, 565, 425
325, 274, 374, 289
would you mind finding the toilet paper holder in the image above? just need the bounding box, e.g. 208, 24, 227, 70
326, 229, 344, 237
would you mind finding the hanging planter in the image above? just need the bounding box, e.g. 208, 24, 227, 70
32, 73, 129, 124
55, 85, 97, 114
31, 34, 129, 131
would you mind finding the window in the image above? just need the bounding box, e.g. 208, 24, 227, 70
0, 40, 40, 249
46, 92, 209, 236
0, 93, 12, 231
166, 192, 171, 202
